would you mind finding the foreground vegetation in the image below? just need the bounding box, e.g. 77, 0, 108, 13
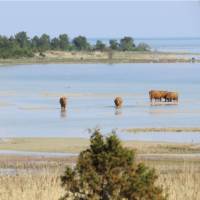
0, 154, 200, 199
1, 132, 200, 199
0, 32, 150, 59
60, 130, 166, 199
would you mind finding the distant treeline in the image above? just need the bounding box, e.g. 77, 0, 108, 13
0, 32, 150, 58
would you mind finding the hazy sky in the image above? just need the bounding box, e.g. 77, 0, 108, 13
0, 1, 200, 38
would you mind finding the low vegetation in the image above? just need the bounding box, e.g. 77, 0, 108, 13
124, 127, 200, 133
1, 132, 200, 199
2, 137, 200, 154
60, 130, 166, 199
1, 152, 200, 199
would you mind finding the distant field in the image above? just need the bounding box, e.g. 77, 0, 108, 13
0, 50, 199, 65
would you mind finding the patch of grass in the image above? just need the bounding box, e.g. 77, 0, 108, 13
124, 127, 200, 133
0, 138, 89, 153
0, 50, 199, 66
1, 137, 200, 154
0, 158, 200, 200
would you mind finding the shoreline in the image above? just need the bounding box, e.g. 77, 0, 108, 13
1, 137, 200, 154
124, 127, 200, 133
0, 50, 200, 66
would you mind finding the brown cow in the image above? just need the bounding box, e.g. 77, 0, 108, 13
160, 91, 169, 102
149, 90, 169, 102
149, 90, 162, 102
59, 96, 67, 110
114, 97, 123, 108
165, 92, 178, 103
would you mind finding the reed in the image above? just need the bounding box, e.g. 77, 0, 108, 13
0, 162, 200, 200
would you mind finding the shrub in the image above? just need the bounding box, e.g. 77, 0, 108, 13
135, 43, 151, 51
60, 130, 166, 200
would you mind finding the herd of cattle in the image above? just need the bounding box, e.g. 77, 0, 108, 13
59, 90, 178, 110
149, 90, 178, 103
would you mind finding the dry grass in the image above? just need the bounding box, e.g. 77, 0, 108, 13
0, 160, 200, 200
0, 169, 65, 200
1, 138, 200, 199
1, 137, 200, 154
157, 165, 200, 200
124, 127, 200, 133
0, 138, 89, 153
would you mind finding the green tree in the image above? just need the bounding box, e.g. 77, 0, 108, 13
72, 36, 90, 51
51, 37, 60, 50
31, 36, 40, 50
59, 34, 69, 50
14, 31, 30, 48
60, 130, 166, 200
39, 34, 51, 51
94, 40, 106, 51
135, 43, 151, 51
120, 36, 135, 51
109, 39, 119, 50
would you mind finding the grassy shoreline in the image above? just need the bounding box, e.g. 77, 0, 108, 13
1, 137, 200, 154
1, 159, 200, 200
0, 50, 200, 66
1, 137, 200, 200
124, 127, 200, 133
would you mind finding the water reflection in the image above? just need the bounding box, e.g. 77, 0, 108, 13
115, 109, 122, 116
60, 110, 67, 118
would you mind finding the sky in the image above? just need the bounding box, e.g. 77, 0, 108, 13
0, 1, 199, 38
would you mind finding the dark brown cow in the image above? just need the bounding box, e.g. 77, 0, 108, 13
114, 97, 123, 108
59, 96, 67, 110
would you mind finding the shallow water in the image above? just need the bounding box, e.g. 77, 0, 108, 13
0, 63, 200, 143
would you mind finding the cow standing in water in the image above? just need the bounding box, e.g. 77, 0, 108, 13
149, 90, 178, 103
60, 96, 67, 111
114, 97, 123, 108
149, 90, 165, 102
165, 92, 178, 103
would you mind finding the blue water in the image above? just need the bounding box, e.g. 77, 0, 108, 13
89, 37, 200, 53
0, 63, 200, 143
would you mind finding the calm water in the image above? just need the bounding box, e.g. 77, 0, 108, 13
1, 63, 200, 143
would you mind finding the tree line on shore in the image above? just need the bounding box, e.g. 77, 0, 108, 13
0, 31, 150, 59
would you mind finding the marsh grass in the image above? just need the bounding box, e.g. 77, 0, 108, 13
0, 169, 65, 200
0, 160, 200, 200
157, 166, 200, 200
125, 127, 200, 133
2, 138, 200, 154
